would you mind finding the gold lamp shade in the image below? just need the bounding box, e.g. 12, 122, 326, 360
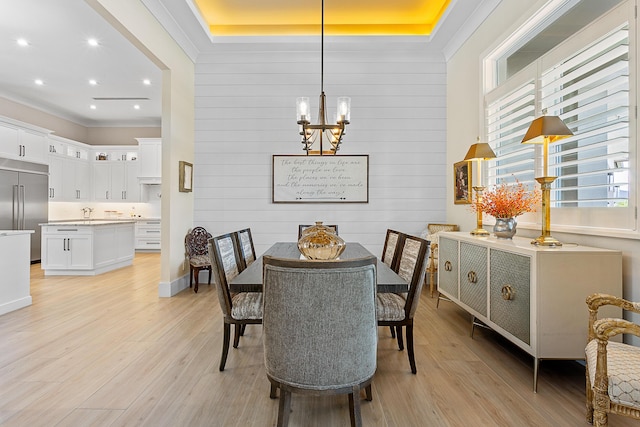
521, 115, 573, 144
464, 142, 496, 161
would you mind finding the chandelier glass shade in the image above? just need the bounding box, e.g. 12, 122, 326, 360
296, 0, 350, 155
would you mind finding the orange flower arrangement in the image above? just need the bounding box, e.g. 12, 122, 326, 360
471, 180, 541, 218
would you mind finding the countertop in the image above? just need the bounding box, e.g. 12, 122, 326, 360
40, 220, 136, 226
0, 230, 35, 237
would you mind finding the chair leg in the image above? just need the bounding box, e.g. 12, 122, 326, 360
407, 323, 416, 374
429, 268, 436, 298
219, 322, 231, 371
585, 364, 594, 424
189, 266, 193, 288
365, 384, 373, 401
233, 323, 242, 348
277, 388, 291, 427
194, 267, 200, 293
270, 382, 278, 399
349, 386, 362, 427
389, 326, 395, 338
207, 266, 212, 285
396, 326, 404, 351
240, 324, 246, 336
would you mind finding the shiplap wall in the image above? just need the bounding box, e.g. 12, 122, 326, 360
194, 39, 446, 256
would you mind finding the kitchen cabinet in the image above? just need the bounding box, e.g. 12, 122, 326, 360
0, 231, 33, 315
0, 117, 50, 164
48, 136, 91, 201
437, 231, 623, 391
41, 221, 134, 275
135, 219, 161, 251
93, 161, 140, 202
136, 138, 161, 183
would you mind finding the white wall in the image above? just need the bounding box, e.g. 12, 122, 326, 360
194, 38, 447, 256
446, 0, 640, 338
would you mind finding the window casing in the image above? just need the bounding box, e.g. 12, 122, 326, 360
483, 1, 635, 232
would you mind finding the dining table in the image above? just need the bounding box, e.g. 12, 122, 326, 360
229, 242, 408, 293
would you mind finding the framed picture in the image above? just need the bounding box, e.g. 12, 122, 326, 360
454, 160, 472, 204
179, 161, 193, 192
272, 155, 369, 203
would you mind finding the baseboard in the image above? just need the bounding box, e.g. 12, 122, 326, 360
158, 274, 189, 297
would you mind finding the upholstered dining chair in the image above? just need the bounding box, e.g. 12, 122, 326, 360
377, 234, 429, 374
585, 293, 640, 426
298, 224, 338, 240
423, 223, 459, 297
381, 229, 405, 272
235, 228, 256, 270
184, 226, 212, 293
208, 233, 262, 371
262, 255, 378, 427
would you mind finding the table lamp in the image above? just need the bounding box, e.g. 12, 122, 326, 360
464, 139, 496, 236
521, 114, 573, 246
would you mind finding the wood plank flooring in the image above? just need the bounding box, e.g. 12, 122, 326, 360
0, 253, 635, 426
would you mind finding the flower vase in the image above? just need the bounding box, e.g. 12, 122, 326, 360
493, 217, 517, 239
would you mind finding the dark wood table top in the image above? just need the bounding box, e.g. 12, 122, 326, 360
230, 242, 408, 293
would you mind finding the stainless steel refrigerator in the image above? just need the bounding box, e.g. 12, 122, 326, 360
0, 158, 48, 263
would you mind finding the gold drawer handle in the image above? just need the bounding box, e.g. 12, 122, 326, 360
501, 285, 514, 301
467, 271, 477, 284
444, 260, 452, 272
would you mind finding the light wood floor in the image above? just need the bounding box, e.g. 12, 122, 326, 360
0, 253, 635, 427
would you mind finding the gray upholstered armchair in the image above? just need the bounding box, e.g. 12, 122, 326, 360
262, 255, 378, 427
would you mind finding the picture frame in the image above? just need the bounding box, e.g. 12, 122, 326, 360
272, 155, 369, 203
179, 161, 193, 192
454, 160, 472, 204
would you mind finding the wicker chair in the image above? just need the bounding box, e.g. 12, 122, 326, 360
209, 233, 262, 371
423, 223, 459, 297
262, 255, 377, 427
184, 226, 212, 293
585, 293, 640, 426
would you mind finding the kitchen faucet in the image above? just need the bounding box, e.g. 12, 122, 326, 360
81, 207, 93, 219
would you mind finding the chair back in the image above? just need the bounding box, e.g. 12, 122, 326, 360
396, 235, 429, 318
208, 233, 243, 318
236, 228, 256, 270
381, 229, 405, 271
298, 224, 338, 240
262, 255, 377, 390
185, 226, 212, 258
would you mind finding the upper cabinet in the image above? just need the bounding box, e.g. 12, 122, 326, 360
136, 138, 161, 184
91, 146, 140, 202
0, 116, 51, 164
48, 135, 91, 201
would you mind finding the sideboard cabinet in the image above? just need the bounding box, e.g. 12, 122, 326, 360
437, 231, 622, 391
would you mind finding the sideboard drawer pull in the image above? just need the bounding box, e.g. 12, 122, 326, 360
501, 285, 514, 301
467, 271, 478, 284
444, 260, 452, 272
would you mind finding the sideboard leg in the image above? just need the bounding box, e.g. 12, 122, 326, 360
533, 357, 539, 393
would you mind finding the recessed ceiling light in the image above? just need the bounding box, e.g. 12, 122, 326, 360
143, 79, 151, 86
134, 105, 140, 110
89, 79, 98, 86
90, 105, 97, 110
34, 79, 44, 86
87, 38, 99, 47
16, 38, 29, 47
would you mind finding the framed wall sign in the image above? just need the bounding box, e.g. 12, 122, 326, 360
454, 160, 472, 204
272, 155, 369, 203
179, 161, 193, 192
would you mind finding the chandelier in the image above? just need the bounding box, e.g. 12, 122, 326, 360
296, 0, 350, 155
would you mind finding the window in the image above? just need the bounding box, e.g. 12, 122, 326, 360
483, 1, 635, 232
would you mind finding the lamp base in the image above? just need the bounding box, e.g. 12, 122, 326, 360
470, 228, 490, 236
531, 235, 562, 247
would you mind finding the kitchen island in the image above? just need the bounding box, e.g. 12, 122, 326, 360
40, 220, 135, 275
0, 230, 33, 315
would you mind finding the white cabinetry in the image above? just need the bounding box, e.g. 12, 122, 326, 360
41, 226, 93, 271
135, 219, 161, 251
136, 138, 161, 183
0, 116, 50, 164
41, 222, 134, 275
437, 232, 623, 391
92, 146, 140, 202
47, 136, 91, 201
0, 231, 33, 315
